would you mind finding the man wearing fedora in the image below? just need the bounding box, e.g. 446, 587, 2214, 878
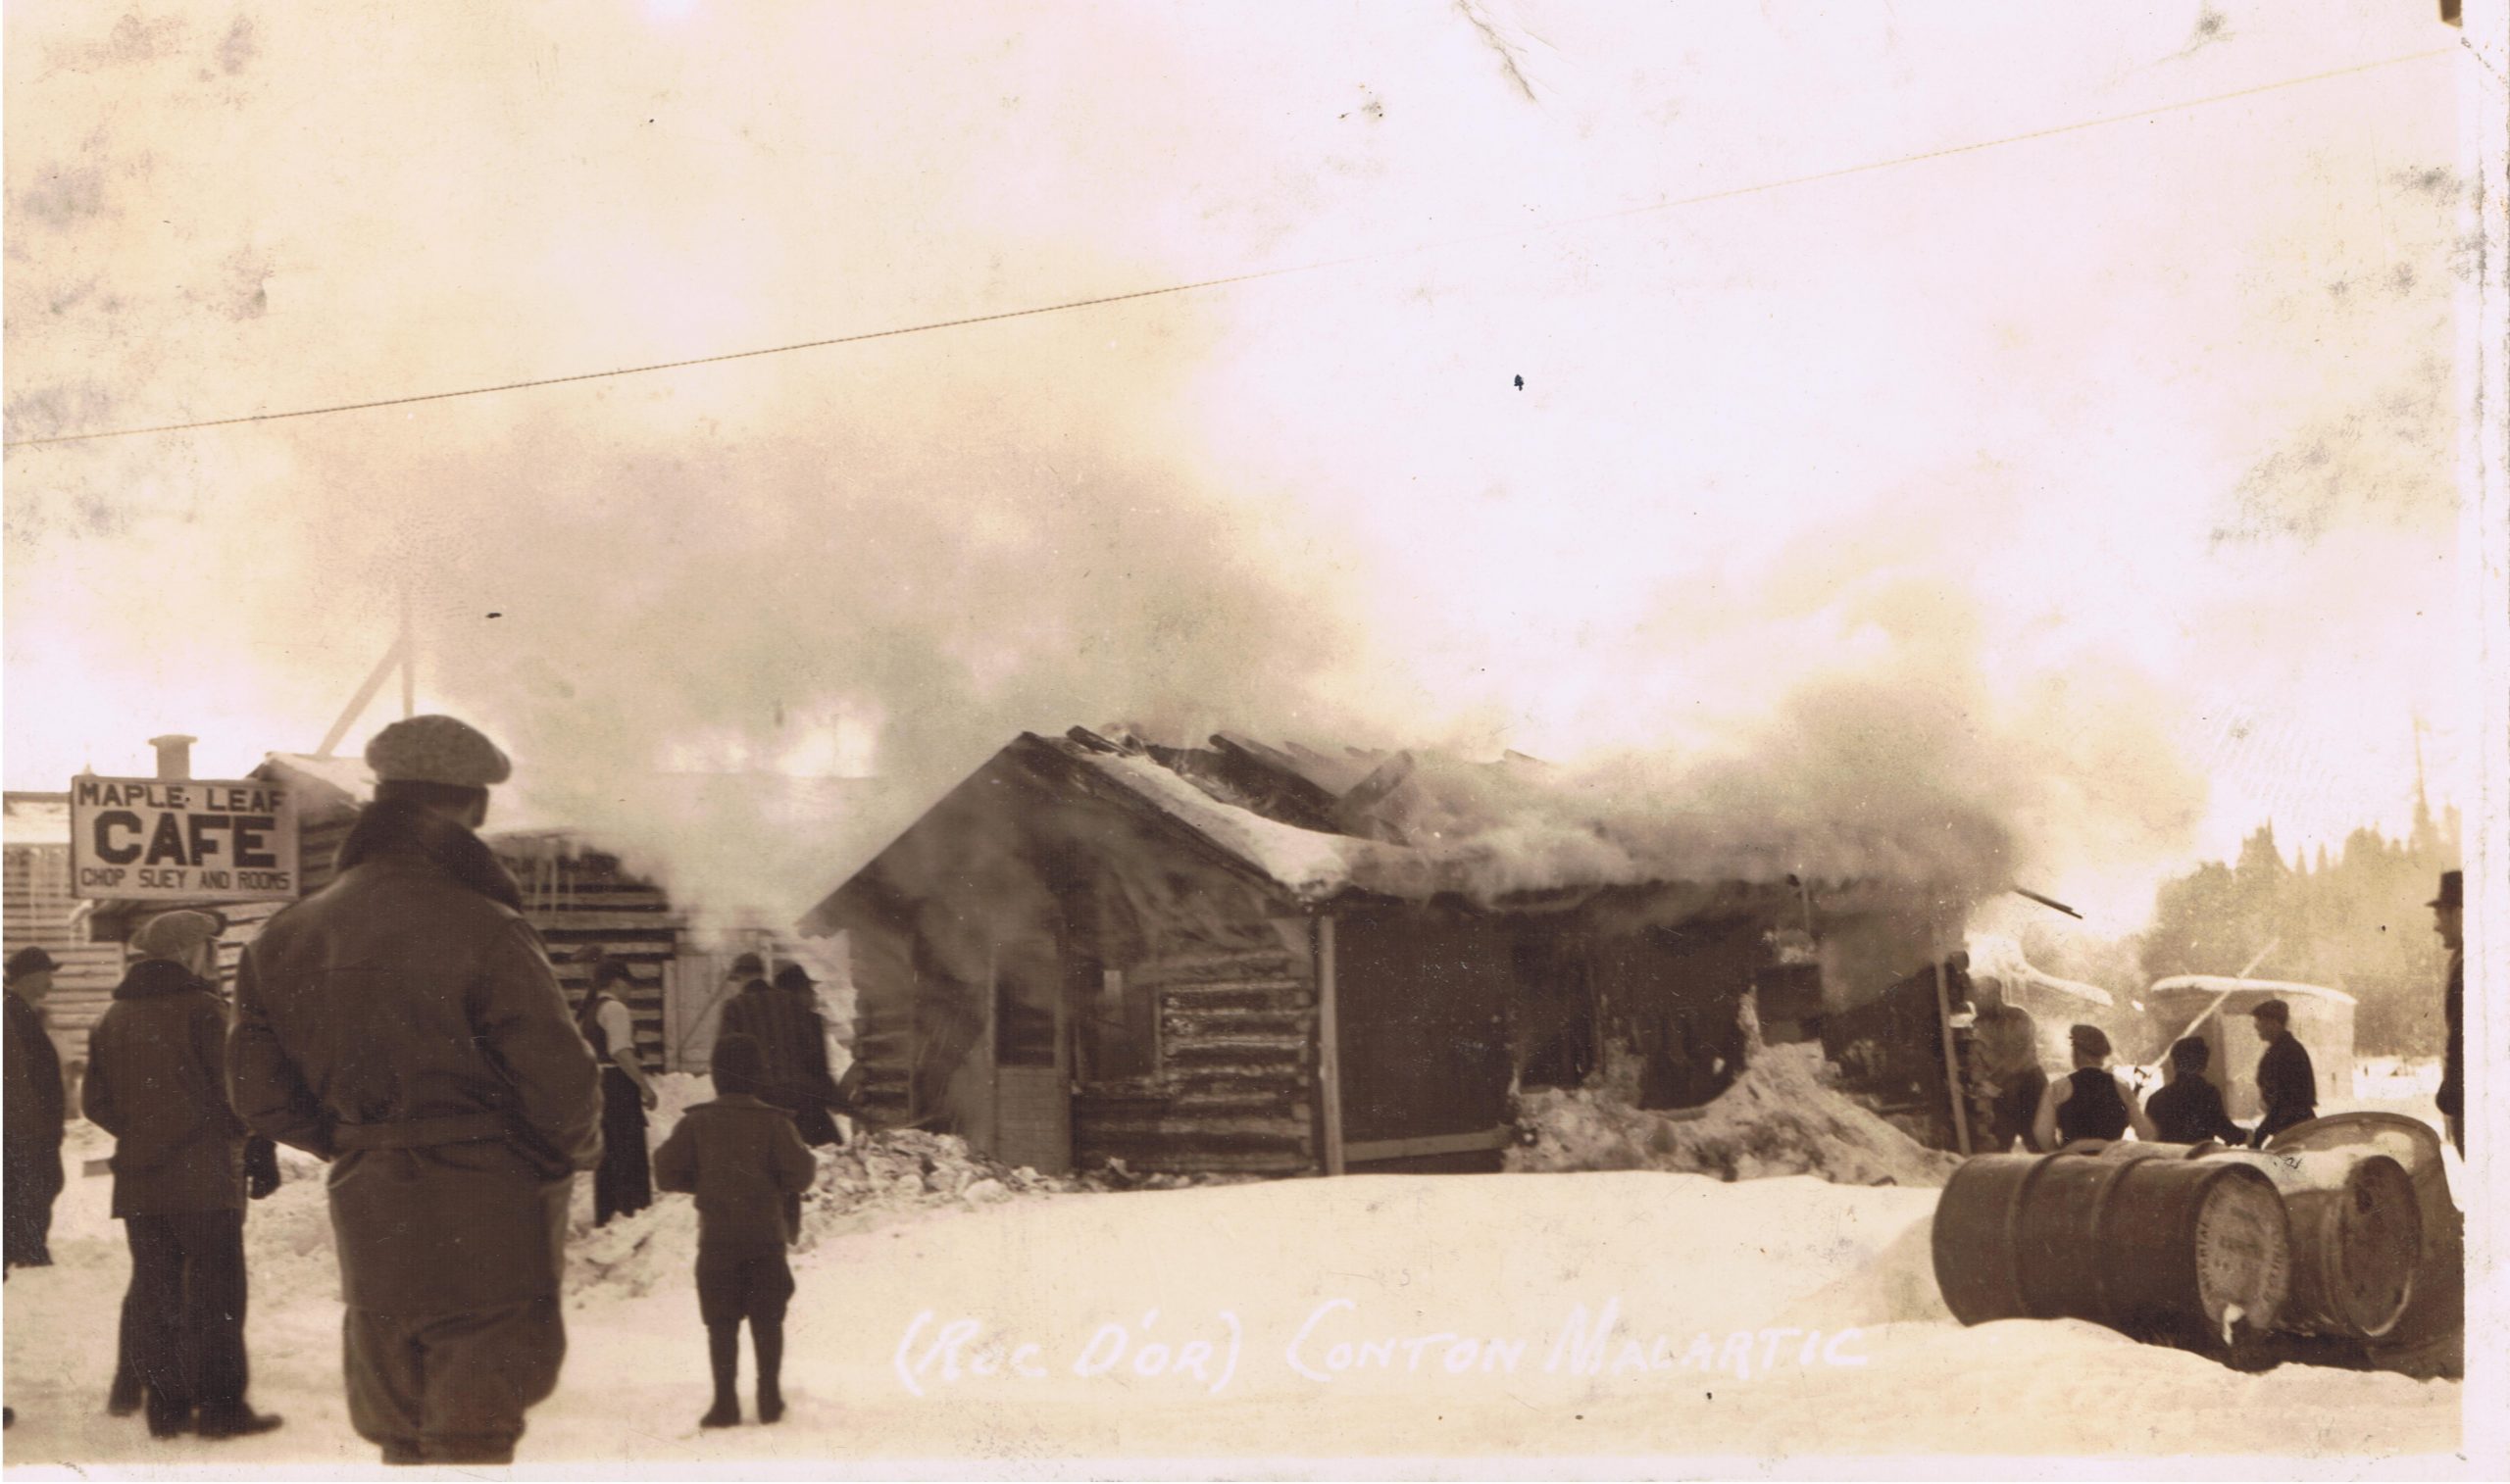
229, 716, 600, 1466
2432, 869, 2464, 1156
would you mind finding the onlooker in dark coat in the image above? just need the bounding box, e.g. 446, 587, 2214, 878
4, 947, 67, 1270
721, 965, 845, 1147
229, 717, 600, 1467
2431, 870, 2464, 1156
653, 1033, 817, 1429
2146, 1036, 2246, 1146
2248, 999, 2318, 1148
83, 912, 280, 1441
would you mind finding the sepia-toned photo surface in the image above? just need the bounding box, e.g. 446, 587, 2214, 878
4, 2, 2503, 1477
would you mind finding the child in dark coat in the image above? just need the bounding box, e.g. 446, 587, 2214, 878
653, 1033, 817, 1428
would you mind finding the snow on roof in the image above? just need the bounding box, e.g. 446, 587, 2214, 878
3, 793, 71, 848
2145, 974, 2357, 1006
258, 752, 376, 811
1964, 934, 2116, 1008
1062, 745, 1443, 903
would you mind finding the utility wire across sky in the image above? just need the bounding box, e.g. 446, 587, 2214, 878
1, 45, 2452, 453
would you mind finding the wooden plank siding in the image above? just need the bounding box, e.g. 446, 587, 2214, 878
1072, 944, 1320, 1176
5, 843, 122, 1068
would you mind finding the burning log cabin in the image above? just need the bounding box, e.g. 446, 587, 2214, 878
802, 728, 1967, 1177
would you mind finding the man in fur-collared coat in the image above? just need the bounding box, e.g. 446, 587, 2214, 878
229, 716, 600, 1467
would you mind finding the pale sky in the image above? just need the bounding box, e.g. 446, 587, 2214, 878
3, 1, 2476, 926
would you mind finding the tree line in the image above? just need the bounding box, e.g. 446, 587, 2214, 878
2128, 800, 2459, 1057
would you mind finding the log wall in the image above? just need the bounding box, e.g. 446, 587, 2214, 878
1073, 942, 1320, 1176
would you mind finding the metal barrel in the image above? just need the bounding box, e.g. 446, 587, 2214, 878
2192, 1149, 2421, 1341
1933, 1152, 2291, 1352
2267, 1113, 2462, 1378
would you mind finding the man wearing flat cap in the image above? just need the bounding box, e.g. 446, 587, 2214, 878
229, 715, 600, 1466
4, 946, 67, 1269
2246, 997, 2318, 1148
2432, 869, 2464, 1156
84, 911, 281, 1439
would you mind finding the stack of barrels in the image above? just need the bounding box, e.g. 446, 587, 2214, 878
1932, 1126, 2434, 1364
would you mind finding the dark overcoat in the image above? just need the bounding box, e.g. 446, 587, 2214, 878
229, 803, 601, 1315
83, 959, 247, 1217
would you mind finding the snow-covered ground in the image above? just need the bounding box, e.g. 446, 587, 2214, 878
3, 1068, 2464, 1472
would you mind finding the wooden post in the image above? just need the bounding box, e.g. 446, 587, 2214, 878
1933, 952, 1974, 1157
1317, 915, 1346, 1176
316, 634, 410, 758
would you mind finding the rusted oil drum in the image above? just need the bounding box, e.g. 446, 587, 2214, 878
2205, 1149, 2420, 1340
2268, 1113, 2462, 1377
2085, 1140, 2223, 1162
1933, 1153, 2291, 1351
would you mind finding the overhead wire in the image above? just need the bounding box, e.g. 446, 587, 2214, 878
1, 45, 2453, 452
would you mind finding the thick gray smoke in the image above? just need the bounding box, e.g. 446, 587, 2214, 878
235, 382, 2211, 935
248, 331, 1374, 922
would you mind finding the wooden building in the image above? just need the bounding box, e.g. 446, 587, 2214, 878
5, 792, 123, 1078
803, 728, 1956, 1178
74, 753, 813, 1075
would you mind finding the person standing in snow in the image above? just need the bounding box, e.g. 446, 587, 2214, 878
4, 947, 68, 1269
653, 1032, 817, 1428
229, 716, 601, 1467
1970, 1005, 2049, 1154
82, 911, 282, 1440
722, 964, 845, 1149
2033, 1024, 2156, 1149
574, 958, 658, 1227
2432, 870, 2464, 1156
2145, 1036, 2245, 1147
2246, 999, 2318, 1148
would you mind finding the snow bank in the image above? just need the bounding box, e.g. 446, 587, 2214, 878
1508, 1041, 1961, 1188
4, 1126, 2460, 1470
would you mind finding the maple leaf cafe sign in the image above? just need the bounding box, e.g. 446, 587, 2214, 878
70, 774, 300, 902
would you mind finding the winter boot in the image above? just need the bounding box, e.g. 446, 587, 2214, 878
700, 1323, 742, 1428
195, 1407, 284, 1441
755, 1321, 785, 1424
143, 1397, 192, 1439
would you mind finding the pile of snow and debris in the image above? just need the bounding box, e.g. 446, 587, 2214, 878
1508, 1039, 1959, 1188
563, 1078, 1248, 1299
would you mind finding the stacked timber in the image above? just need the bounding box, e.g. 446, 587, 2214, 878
511, 853, 684, 1070
848, 1001, 915, 1124
1074, 945, 1318, 1176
